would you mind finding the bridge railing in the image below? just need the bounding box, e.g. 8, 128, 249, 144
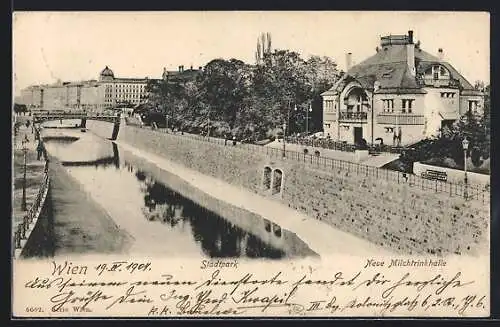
12, 161, 50, 258
129, 123, 489, 204
33, 112, 121, 122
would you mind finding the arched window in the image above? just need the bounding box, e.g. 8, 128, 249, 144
272, 223, 282, 238
263, 166, 272, 190
272, 169, 283, 195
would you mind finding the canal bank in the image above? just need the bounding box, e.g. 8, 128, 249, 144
114, 140, 390, 256
41, 130, 318, 259
110, 123, 488, 257
47, 155, 133, 256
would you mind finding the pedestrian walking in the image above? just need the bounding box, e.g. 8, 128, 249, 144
37, 141, 44, 160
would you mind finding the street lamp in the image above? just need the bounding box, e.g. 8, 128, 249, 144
462, 137, 469, 200
282, 122, 287, 158
282, 101, 295, 158
21, 136, 28, 211
165, 114, 169, 132
306, 103, 313, 135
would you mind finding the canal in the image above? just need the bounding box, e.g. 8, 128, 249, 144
42, 127, 318, 260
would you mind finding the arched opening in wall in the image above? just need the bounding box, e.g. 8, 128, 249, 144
263, 166, 272, 190
272, 169, 283, 195
272, 223, 282, 238
264, 219, 272, 233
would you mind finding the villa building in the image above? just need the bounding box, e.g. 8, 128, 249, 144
321, 31, 484, 146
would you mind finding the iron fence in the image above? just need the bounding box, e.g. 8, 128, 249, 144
13, 161, 50, 257
129, 123, 489, 203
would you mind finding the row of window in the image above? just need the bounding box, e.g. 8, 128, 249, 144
382, 99, 414, 113
112, 84, 145, 89
324, 100, 336, 112
440, 92, 456, 98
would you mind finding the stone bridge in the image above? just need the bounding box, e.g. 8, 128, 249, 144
32, 112, 121, 140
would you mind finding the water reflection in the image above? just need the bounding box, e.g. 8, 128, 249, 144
44, 131, 317, 259
128, 162, 294, 258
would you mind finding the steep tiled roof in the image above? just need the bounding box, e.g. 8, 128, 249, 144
322, 42, 476, 96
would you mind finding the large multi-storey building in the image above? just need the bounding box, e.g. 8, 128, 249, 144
19, 66, 152, 112
321, 31, 484, 146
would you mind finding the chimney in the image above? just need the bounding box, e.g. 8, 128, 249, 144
406, 31, 416, 76
408, 30, 414, 44
181, 65, 184, 72
178, 66, 181, 72
199, 66, 202, 70
438, 48, 444, 61
345, 52, 353, 71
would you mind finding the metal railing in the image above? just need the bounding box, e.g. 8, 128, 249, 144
127, 122, 489, 203
376, 114, 425, 125
12, 161, 50, 257
33, 112, 121, 123
339, 111, 368, 121
285, 137, 357, 152
285, 137, 410, 154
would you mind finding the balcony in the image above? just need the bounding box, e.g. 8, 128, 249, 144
376, 114, 425, 125
339, 111, 368, 123
417, 77, 460, 88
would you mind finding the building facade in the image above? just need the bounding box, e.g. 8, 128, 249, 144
19, 66, 151, 112
321, 31, 484, 146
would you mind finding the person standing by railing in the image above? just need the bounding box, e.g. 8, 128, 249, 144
36, 141, 44, 160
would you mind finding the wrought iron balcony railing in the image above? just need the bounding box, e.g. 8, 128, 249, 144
339, 111, 368, 121
417, 77, 461, 88
376, 114, 425, 125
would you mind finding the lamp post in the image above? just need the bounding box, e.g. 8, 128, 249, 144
21, 137, 28, 211
165, 114, 169, 132
282, 121, 287, 158
283, 101, 294, 158
207, 109, 211, 138
306, 102, 313, 135
462, 137, 469, 200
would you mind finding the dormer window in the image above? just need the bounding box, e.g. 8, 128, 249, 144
429, 65, 450, 80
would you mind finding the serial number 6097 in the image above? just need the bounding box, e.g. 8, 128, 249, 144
25, 307, 44, 313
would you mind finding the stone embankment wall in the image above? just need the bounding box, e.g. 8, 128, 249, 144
102, 124, 489, 256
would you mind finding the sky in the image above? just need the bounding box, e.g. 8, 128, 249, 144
12, 11, 490, 96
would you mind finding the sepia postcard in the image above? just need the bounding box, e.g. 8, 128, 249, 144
11, 11, 491, 318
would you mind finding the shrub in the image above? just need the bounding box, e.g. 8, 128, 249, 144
315, 150, 321, 157
303, 148, 309, 155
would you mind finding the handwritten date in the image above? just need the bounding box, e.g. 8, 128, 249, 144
94, 261, 151, 276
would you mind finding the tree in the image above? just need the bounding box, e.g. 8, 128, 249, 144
144, 48, 341, 140
255, 32, 272, 65
439, 109, 489, 167
252, 50, 311, 135
198, 58, 252, 131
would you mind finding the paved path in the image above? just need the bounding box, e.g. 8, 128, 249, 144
115, 140, 392, 257
12, 125, 46, 229
48, 157, 133, 255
